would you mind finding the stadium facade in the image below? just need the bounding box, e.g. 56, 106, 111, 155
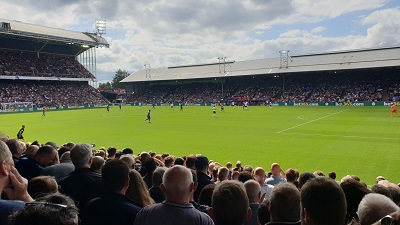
0, 19, 109, 112
122, 46, 400, 107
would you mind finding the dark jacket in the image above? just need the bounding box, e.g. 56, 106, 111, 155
58, 168, 103, 210
81, 192, 141, 225
15, 157, 43, 180
194, 171, 214, 202
149, 186, 165, 203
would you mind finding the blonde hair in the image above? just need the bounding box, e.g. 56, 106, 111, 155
126, 170, 155, 207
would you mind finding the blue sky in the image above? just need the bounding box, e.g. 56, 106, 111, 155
1, 0, 399, 83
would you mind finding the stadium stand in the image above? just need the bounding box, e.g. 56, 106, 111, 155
0, 19, 109, 109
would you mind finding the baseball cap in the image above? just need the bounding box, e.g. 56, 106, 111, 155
195, 155, 209, 170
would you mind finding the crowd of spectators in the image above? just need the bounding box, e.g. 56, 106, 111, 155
0, 80, 107, 107
0, 49, 94, 79
126, 73, 399, 105
1, 135, 399, 225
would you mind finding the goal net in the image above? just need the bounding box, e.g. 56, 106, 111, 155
0, 102, 34, 113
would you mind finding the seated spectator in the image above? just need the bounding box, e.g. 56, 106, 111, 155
258, 200, 271, 225
6, 139, 24, 164
28, 176, 58, 199
232, 171, 240, 180
300, 177, 347, 225
253, 167, 274, 200
210, 180, 251, 225
174, 157, 185, 166
357, 193, 400, 225
185, 154, 197, 170
134, 165, 214, 225
81, 160, 141, 225
16, 145, 58, 180
371, 184, 392, 199
149, 167, 166, 203
58, 143, 103, 210
340, 178, 372, 224
216, 167, 229, 183
269, 183, 301, 225
40, 151, 75, 181
298, 172, 316, 190
9, 193, 79, 225
122, 148, 133, 155
238, 171, 253, 183
164, 155, 175, 168
23, 145, 39, 158
126, 169, 155, 208
198, 184, 216, 207
143, 157, 157, 189
265, 163, 286, 186
90, 156, 105, 174
285, 168, 297, 186
194, 156, 214, 202
120, 154, 136, 170
244, 180, 262, 225
0, 140, 33, 225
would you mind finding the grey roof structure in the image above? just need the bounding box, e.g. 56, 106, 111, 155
121, 46, 400, 83
0, 18, 108, 47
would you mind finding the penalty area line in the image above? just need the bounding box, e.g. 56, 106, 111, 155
276, 109, 349, 134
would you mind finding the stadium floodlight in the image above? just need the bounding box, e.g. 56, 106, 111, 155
279, 50, 290, 69
95, 20, 106, 36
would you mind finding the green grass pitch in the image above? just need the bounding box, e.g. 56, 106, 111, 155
1, 105, 399, 185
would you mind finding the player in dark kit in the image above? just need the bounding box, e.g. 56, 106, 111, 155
180, 103, 183, 111
17, 125, 25, 140
106, 105, 110, 112
145, 110, 151, 123
119, 103, 122, 110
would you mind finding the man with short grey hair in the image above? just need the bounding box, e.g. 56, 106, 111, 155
59, 143, 103, 210
134, 165, 214, 225
244, 179, 261, 225
357, 193, 400, 225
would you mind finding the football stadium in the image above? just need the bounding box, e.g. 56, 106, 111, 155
1, 17, 400, 220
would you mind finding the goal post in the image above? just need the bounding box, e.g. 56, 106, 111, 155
0, 102, 34, 113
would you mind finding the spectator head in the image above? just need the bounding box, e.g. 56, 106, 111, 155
25, 145, 39, 158
357, 193, 400, 225
269, 183, 300, 222
199, 184, 216, 207
298, 172, 316, 190
238, 171, 253, 183
195, 155, 209, 173
371, 184, 392, 199
59, 152, 71, 163
270, 163, 282, 176
45, 142, 59, 150
122, 148, 133, 155
244, 179, 261, 203
144, 157, 157, 173
340, 178, 372, 223
226, 162, 232, 169
120, 154, 135, 170
57, 147, 70, 159
107, 147, 117, 158
234, 160, 242, 171
328, 171, 336, 180
28, 176, 58, 199
258, 200, 271, 225
70, 143, 93, 169
95, 150, 106, 158
33, 145, 57, 166
0, 140, 14, 190
185, 154, 196, 169
243, 165, 253, 173
174, 157, 185, 166
161, 165, 195, 204
6, 139, 23, 158
210, 180, 251, 225
232, 171, 240, 181
253, 167, 267, 185
9, 193, 78, 225
313, 170, 325, 177
300, 177, 347, 225
161, 153, 170, 160
376, 176, 386, 183
217, 167, 229, 181
139, 152, 151, 165
90, 156, 105, 174
152, 167, 167, 188
285, 168, 297, 183
102, 160, 130, 193
164, 155, 175, 168
65, 142, 75, 150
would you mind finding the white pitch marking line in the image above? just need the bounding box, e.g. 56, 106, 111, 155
277, 109, 349, 134
283, 132, 400, 141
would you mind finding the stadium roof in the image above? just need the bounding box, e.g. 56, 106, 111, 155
121, 46, 400, 83
0, 18, 109, 48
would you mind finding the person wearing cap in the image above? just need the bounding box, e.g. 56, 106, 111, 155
194, 155, 214, 202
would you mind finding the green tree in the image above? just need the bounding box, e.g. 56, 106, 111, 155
98, 82, 112, 89
112, 69, 129, 89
